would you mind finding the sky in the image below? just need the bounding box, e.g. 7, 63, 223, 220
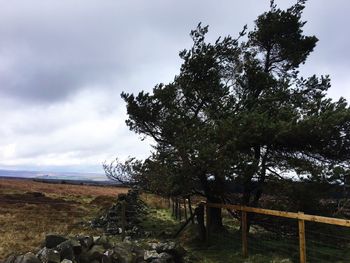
0, 0, 349, 173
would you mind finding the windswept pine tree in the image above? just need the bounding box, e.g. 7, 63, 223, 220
119, 0, 350, 230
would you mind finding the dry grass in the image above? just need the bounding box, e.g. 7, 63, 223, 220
0, 178, 128, 197
141, 193, 170, 209
0, 178, 128, 260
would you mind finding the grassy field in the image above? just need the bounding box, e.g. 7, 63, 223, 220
141, 194, 350, 263
1, 180, 350, 263
0, 178, 127, 260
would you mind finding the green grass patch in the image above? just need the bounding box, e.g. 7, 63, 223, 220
140, 208, 179, 238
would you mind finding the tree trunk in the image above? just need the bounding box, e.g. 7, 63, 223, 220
208, 206, 223, 230
198, 172, 224, 231
195, 204, 206, 241
207, 196, 223, 231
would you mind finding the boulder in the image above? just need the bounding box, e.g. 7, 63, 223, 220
102, 249, 117, 263
144, 250, 160, 261
45, 235, 68, 249
86, 245, 105, 261
69, 239, 82, 255
144, 250, 174, 263
153, 241, 186, 260
56, 240, 74, 261
14, 253, 41, 263
113, 246, 136, 263
76, 235, 94, 250
4, 234, 186, 263
101, 254, 113, 263
3, 255, 17, 263
158, 252, 173, 261
94, 235, 111, 249
36, 247, 60, 263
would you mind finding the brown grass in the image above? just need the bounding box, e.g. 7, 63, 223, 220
0, 178, 128, 260
0, 178, 128, 196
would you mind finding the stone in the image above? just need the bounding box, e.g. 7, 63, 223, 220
150, 252, 175, 263
149, 243, 158, 250
45, 235, 68, 249
91, 188, 148, 236
101, 254, 112, 263
102, 249, 119, 263
131, 247, 145, 263
3, 255, 17, 263
104, 249, 114, 257
56, 240, 74, 261
77, 236, 94, 250
76, 252, 89, 263
123, 236, 132, 243
152, 242, 185, 262
86, 245, 106, 261
69, 239, 82, 255
148, 252, 174, 263
144, 250, 160, 261
158, 252, 172, 260
36, 247, 60, 263
3, 235, 183, 263
113, 246, 135, 263
14, 253, 41, 263
95, 234, 111, 249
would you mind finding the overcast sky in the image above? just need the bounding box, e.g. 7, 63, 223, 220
0, 0, 349, 173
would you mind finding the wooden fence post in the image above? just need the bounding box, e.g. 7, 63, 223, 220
175, 198, 178, 220
206, 203, 210, 244
241, 211, 248, 258
184, 198, 188, 220
298, 212, 306, 263
121, 201, 126, 240
188, 196, 194, 224
179, 198, 182, 221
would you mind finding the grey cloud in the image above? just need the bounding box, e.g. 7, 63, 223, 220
0, 0, 349, 172
0, 0, 279, 103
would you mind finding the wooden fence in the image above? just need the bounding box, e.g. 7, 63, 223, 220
205, 202, 350, 263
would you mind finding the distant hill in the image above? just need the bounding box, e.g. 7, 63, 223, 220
0, 169, 110, 182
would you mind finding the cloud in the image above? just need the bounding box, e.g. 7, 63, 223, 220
0, 0, 349, 172
0, 88, 152, 171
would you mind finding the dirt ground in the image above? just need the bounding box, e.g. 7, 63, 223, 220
0, 178, 128, 260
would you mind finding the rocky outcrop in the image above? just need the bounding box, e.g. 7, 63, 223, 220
3, 235, 187, 263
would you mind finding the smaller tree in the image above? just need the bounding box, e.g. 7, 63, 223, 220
103, 157, 143, 186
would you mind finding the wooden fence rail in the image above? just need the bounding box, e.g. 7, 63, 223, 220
205, 202, 350, 263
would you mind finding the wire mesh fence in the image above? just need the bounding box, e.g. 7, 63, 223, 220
166, 198, 350, 262
202, 203, 350, 263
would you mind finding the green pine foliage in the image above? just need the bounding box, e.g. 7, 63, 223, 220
118, 0, 350, 216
